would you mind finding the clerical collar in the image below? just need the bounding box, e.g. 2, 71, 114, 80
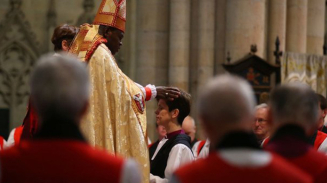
267, 124, 310, 157
270, 124, 307, 142
216, 131, 260, 150
34, 119, 86, 142
166, 130, 185, 139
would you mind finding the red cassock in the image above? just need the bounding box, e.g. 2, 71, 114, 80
0, 140, 124, 183
282, 148, 327, 183
0, 136, 5, 150
266, 138, 327, 183
174, 152, 312, 183
262, 130, 327, 152
313, 131, 327, 150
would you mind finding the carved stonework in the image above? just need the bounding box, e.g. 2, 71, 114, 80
0, 0, 39, 128
47, 0, 57, 51
76, 0, 95, 26
47, 0, 57, 28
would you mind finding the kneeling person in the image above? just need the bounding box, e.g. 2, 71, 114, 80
150, 90, 194, 182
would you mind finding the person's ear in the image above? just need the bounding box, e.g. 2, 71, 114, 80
171, 109, 180, 119
104, 29, 113, 38
61, 40, 69, 51
323, 109, 327, 118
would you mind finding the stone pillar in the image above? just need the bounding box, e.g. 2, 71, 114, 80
225, 0, 266, 62
168, 0, 191, 91
267, 0, 286, 63
122, 0, 137, 79
307, 0, 325, 55
136, 0, 169, 140
286, 0, 308, 53
197, 0, 216, 91
215, 0, 226, 73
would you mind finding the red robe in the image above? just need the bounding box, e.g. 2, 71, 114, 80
0, 140, 124, 183
174, 151, 312, 183
0, 136, 5, 150
262, 130, 327, 151
313, 131, 327, 150
266, 132, 327, 183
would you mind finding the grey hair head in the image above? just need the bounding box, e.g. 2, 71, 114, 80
30, 54, 90, 121
269, 83, 319, 128
198, 74, 256, 125
255, 103, 268, 111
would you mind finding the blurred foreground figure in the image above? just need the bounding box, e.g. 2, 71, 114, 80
266, 83, 327, 183
7, 24, 80, 147
0, 54, 141, 183
171, 75, 312, 183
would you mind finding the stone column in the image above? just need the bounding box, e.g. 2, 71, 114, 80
123, 0, 137, 79
168, 0, 191, 91
215, 0, 226, 74
267, 0, 286, 63
136, 0, 169, 140
225, 0, 266, 62
286, 0, 308, 53
197, 0, 216, 91
307, 0, 325, 55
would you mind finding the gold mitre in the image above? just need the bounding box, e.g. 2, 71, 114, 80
93, 0, 126, 32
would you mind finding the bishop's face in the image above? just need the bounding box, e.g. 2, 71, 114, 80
104, 28, 124, 55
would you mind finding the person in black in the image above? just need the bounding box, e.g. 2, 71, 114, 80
150, 90, 194, 182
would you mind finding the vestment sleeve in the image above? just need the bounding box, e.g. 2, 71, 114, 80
135, 83, 157, 101
164, 144, 194, 178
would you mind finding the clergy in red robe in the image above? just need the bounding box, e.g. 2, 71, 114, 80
265, 83, 327, 183
0, 54, 141, 183
171, 75, 312, 183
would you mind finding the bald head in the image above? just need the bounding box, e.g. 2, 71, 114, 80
182, 116, 196, 142
198, 74, 255, 126
269, 83, 319, 131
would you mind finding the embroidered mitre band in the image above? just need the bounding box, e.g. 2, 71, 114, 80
93, 0, 126, 32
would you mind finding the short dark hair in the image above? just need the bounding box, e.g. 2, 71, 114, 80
158, 89, 191, 126
317, 93, 327, 110
51, 24, 79, 52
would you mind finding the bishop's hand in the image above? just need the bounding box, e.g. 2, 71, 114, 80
156, 86, 180, 101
